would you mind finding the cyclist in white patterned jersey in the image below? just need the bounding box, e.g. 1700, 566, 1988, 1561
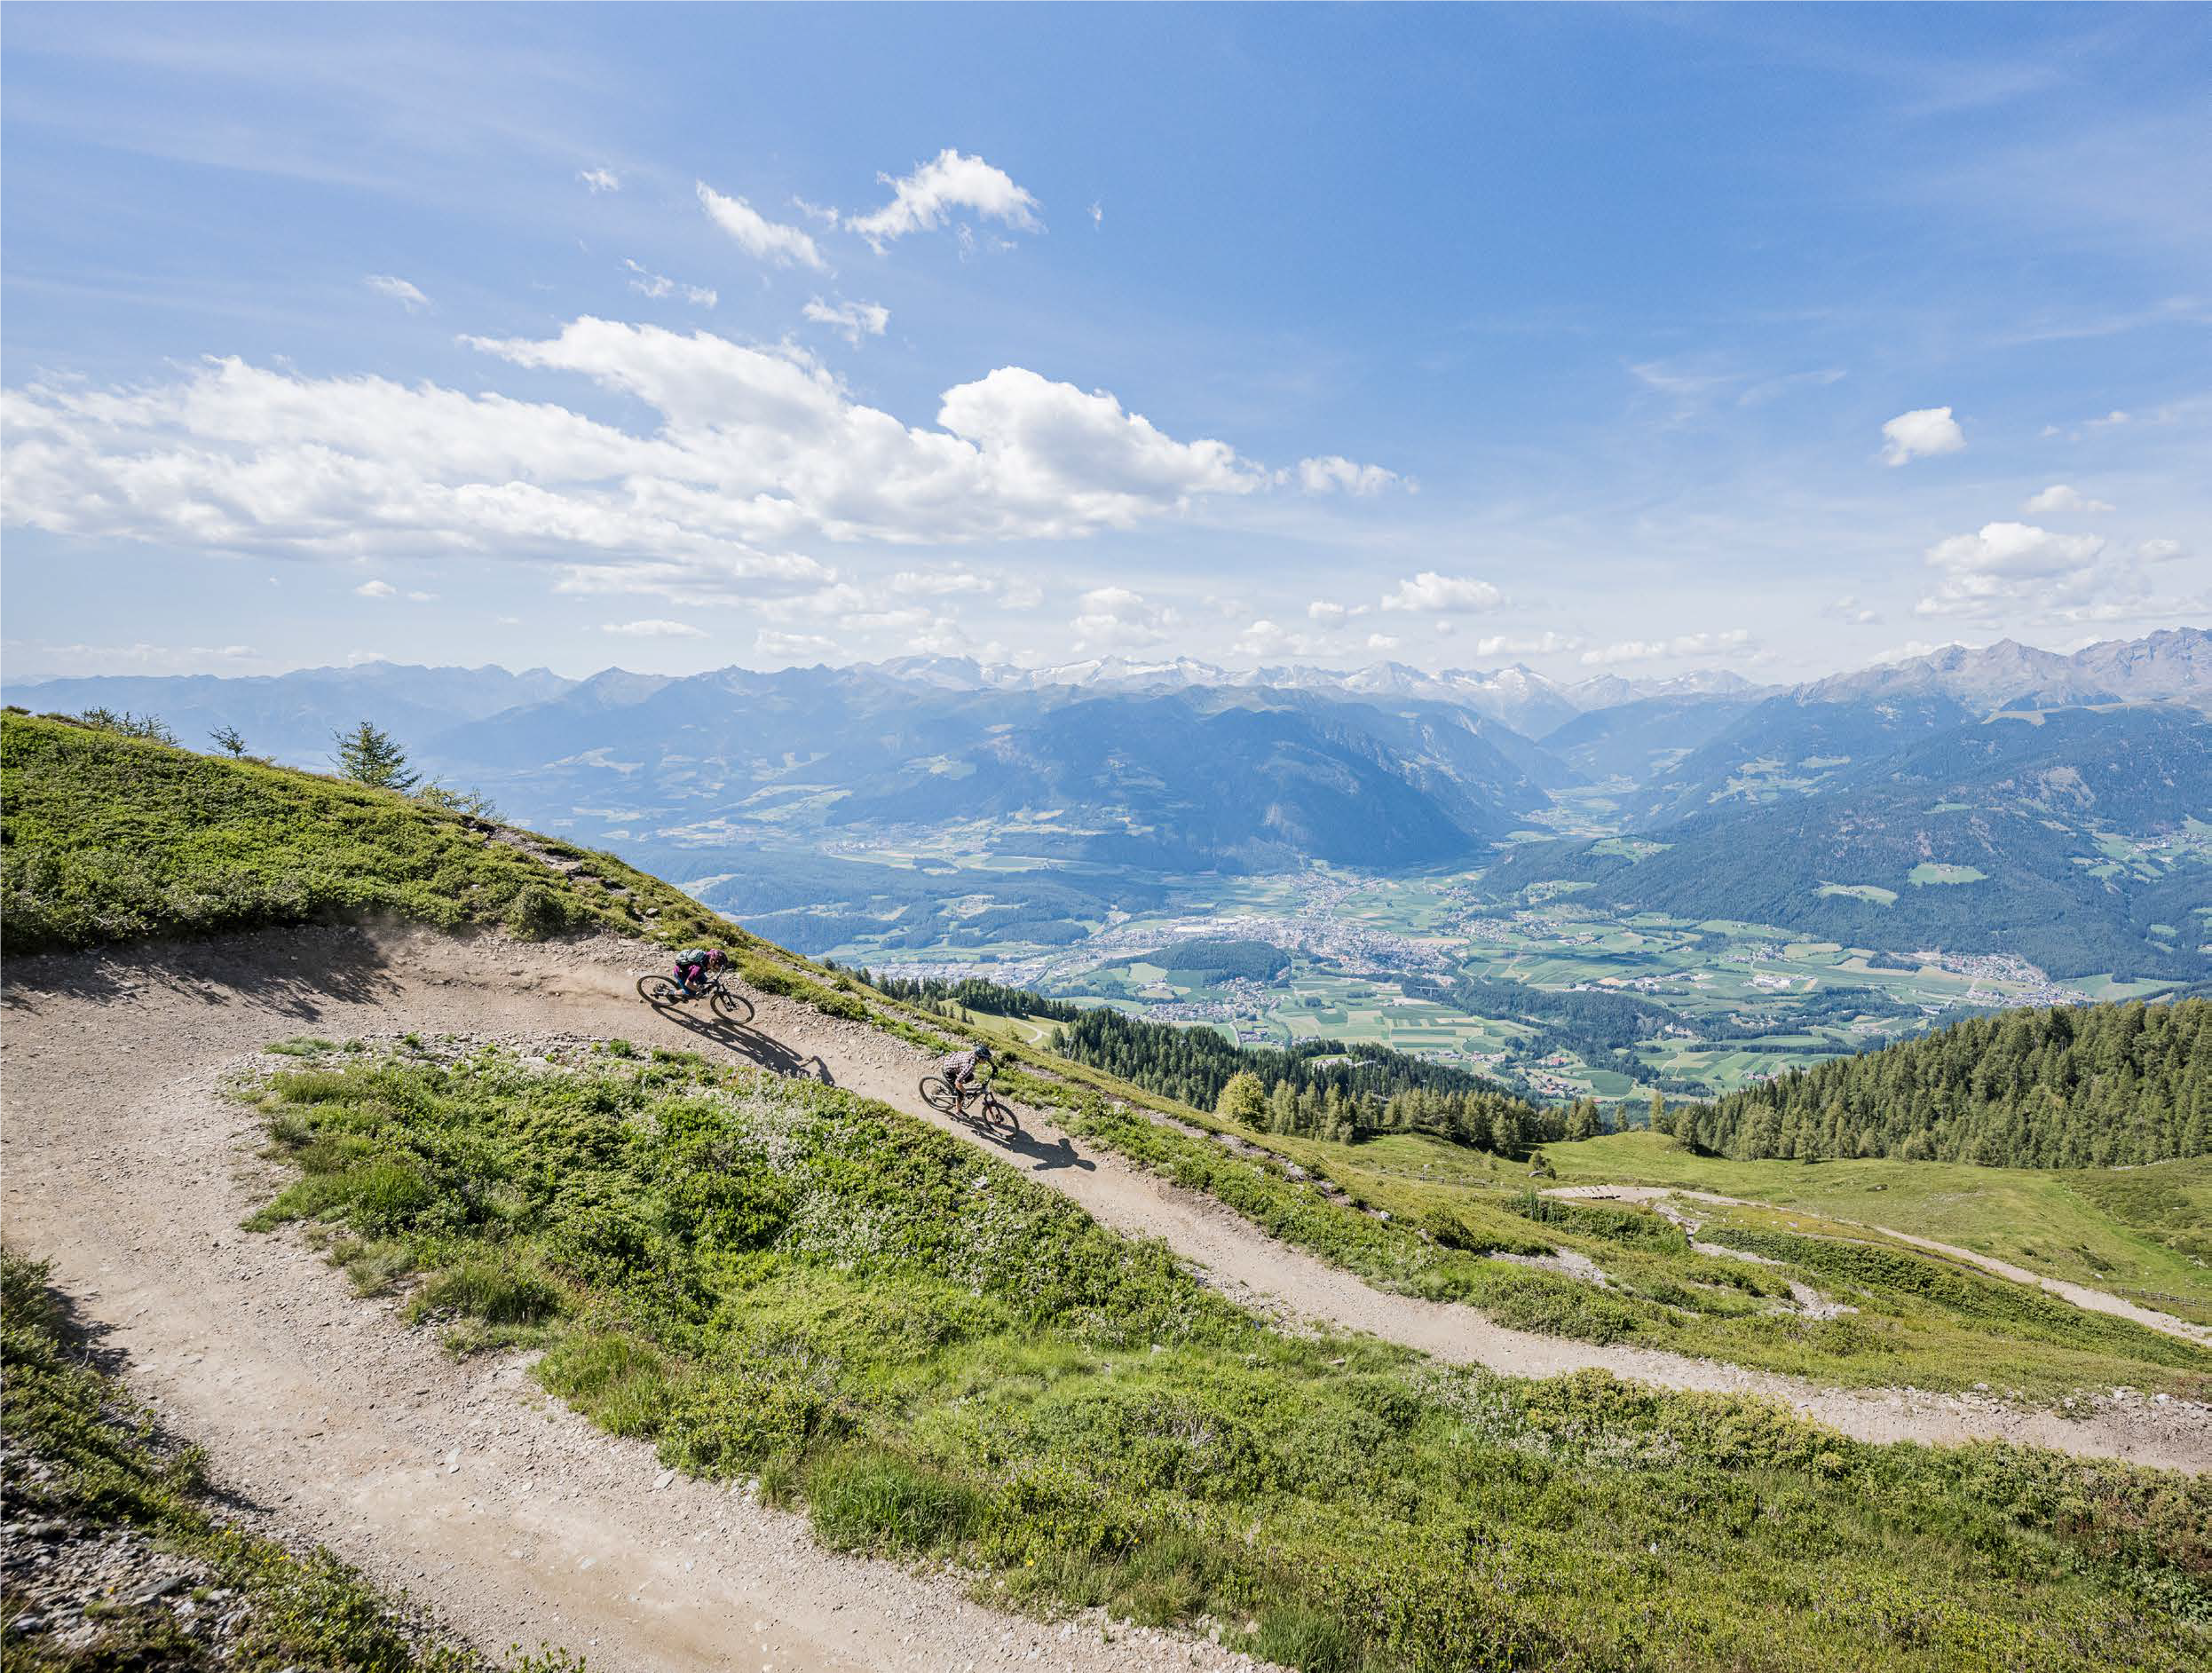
938, 1043, 994, 1112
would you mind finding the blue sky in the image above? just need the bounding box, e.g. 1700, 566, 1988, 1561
4, 3, 2206, 686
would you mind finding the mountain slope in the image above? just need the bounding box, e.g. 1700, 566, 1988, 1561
0, 710, 729, 953
1495, 705, 2212, 978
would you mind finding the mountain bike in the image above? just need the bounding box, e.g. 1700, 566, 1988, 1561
636, 970, 754, 1023
919, 1069, 1020, 1133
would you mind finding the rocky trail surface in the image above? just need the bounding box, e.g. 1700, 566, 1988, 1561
4, 926, 2207, 1668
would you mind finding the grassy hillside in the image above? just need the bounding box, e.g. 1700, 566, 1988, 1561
242, 1039, 2210, 1673
1, 1247, 578, 1670
1542, 1132, 2212, 1326
0, 709, 734, 952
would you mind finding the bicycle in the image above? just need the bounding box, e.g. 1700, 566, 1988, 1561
919, 1069, 1020, 1133
636, 970, 754, 1024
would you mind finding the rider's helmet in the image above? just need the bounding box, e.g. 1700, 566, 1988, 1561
707, 949, 727, 968
974, 1043, 995, 1061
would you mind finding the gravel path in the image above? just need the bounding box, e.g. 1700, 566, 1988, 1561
2, 926, 2204, 1668
1545, 1183, 2212, 1348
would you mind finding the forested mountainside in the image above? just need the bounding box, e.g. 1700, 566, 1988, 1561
1495, 705, 2212, 979
1051, 1004, 1560, 1150
1676, 999, 2211, 1166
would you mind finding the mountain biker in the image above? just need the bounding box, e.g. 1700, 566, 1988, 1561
673, 946, 728, 1000
940, 1042, 995, 1111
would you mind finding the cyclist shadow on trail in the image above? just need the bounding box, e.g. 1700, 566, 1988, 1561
963, 1117, 1097, 1175
645, 1000, 835, 1085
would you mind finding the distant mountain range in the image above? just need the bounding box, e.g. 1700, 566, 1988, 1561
9, 627, 2207, 976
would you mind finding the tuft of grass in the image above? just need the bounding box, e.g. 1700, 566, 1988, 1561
264, 1035, 338, 1057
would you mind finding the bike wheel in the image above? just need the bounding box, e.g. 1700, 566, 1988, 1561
919, 1076, 959, 1115
982, 1093, 1022, 1133
709, 983, 754, 1024
637, 974, 683, 1006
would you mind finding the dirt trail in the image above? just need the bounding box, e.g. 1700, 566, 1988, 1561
1544, 1184, 2212, 1348
0, 927, 1275, 1673
3, 929, 2205, 1659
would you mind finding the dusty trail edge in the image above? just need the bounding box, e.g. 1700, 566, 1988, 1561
4, 929, 2207, 1669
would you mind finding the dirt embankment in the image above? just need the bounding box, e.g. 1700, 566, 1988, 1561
4, 925, 2207, 1665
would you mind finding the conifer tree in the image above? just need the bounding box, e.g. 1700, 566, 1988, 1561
333, 720, 420, 792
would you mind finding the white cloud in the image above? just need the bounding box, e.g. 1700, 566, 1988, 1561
791, 196, 840, 226
1473, 631, 1583, 657
406, 589, 438, 602
2138, 538, 2184, 562
602, 618, 707, 637
890, 566, 991, 596
1307, 601, 1349, 625
1365, 633, 1400, 651
578, 167, 620, 193
2, 320, 1287, 604
624, 259, 717, 309
1295, 455, 1404, 496
802, 296, 890, 346
1089, 201, 1103, 229
1379, 572, 1503, 613
1071, 586, 1174, 649
2022, 483, 2114, 515
697, 182, 827, 271
756, 628, 840, 661
0, 639, 261, 678
846, 149, 1042, 249
1821, 595, 1882, 625
1580, 629, 1753, 666
354, 580, 396, 597
1234, 619, 1317, 659
1916, 521, 2111, 619
1879, 405, 1965, 466
2089, 409, 2130, 428
363, 274, 430, 312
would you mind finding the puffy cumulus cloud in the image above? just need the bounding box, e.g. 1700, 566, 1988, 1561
2022, 483, 2114, 516
1295, 455, 1405, 495
354, 580, 397, 597
1821, 596, 1883, 625
696, 182, 826, 272
364, 274, 430, 312
1916, 521, 2124, 619
1580, 629, 1754, 667
1879, 406, 1964, 466
930, 366, 1264, 533
0, 320, 1284, 605
1365, 633, 1401, 651
578, 167, 620, 193
602, 618, 707, 638
802, 296, 889, 347
624, 260, 717, 309
1234, 619, 1318, 659
847, 149, 1041, 249
1379, 572, 1503, 613
1473, 631, 1583, 657
1071, 586, 1175, 649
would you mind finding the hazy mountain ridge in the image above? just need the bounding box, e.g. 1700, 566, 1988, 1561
1497, 704, 2212, 979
